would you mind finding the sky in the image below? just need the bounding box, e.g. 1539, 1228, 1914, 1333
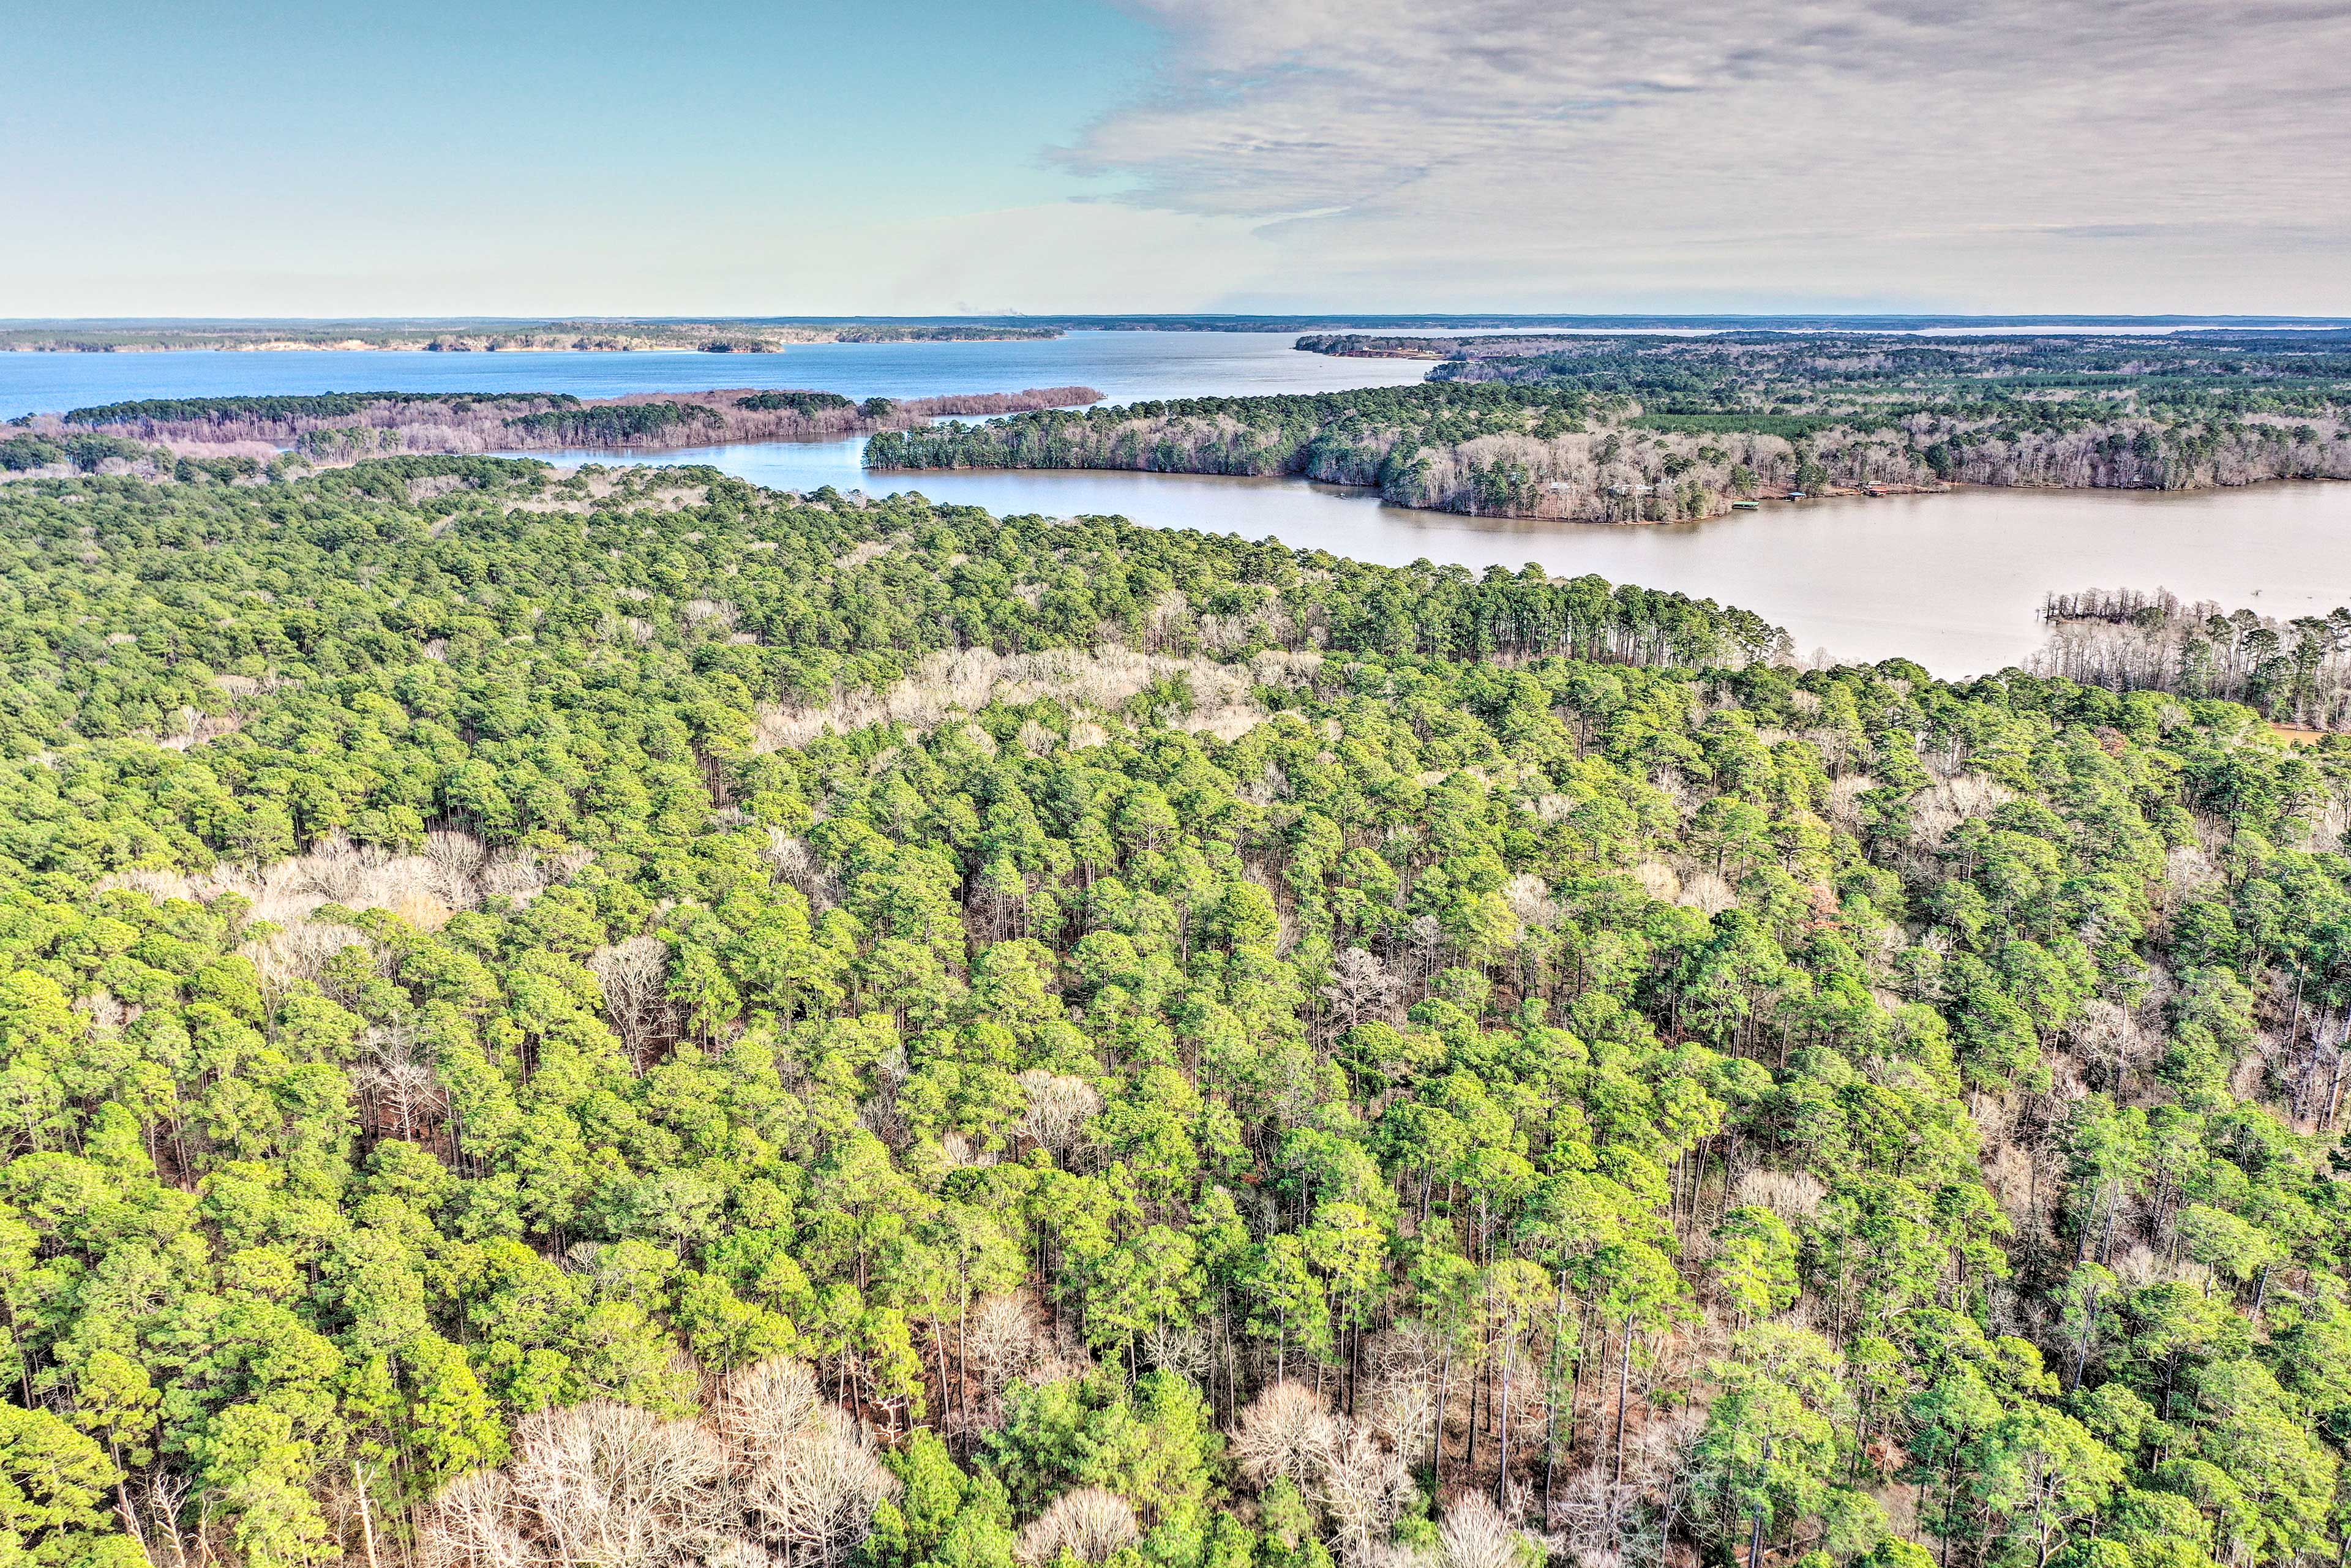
4, 0, 2349, 317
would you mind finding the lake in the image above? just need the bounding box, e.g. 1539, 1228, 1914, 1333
514, 435, 2351, 677
0, 331, 1429, 419
10, 331, 2349, 677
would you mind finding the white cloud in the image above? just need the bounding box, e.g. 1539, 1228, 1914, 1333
8, 0, 2343, 314
1054, 0, 2351, 310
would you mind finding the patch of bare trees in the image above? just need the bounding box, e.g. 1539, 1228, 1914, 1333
719, 1361, 896, 1568
749, 646, 1314, 755
2032, 588, 2351, 729
428, 1402, 724, 1568
949, 1294, 1082, 1449
424, 1360, 894, 1568
1231, 1384, 1414, 1568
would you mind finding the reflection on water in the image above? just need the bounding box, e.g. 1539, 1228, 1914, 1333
521, 438, 2351, 678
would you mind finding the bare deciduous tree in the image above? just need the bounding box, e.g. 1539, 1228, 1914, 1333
1017, 1070, 1101, 1162
1230, 1382, 1414, 1568
249, 920, 369, 994
422, 1472, 530, 1568
1554, 1469, 1659, 1568
480, 850, 553, 906
426, 829, 489, 903
1360, 1328, 1444, 1461
1322, 948, 1403, 1029
1231, 1381, 1338, 1492
1015, 1488, 1139, 1566
1142, 1322, 1210, 1384
591, 937, 675, 1065
1502, 874, 1562, 932
712, 1357, 825, 1462
357, 1024, 446, 1140
1437, 1494, 1535, 1568
764, 832, 842, 909
1403, 915, 1448, 988
1319, 1425, 1414, 1568
969, 1294, 1057, 1393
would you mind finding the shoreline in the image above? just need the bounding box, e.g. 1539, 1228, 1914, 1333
2, 386, 1102, 474
857, 460, 2346, 527
0, 336, 1060, 354
0, 328, 1068, 354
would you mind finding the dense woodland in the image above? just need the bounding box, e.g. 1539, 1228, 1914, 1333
863, 386, 1914, 524
862, 388, 1702, 521
4, 458, 2351, 1568
874, 336, 2351, 521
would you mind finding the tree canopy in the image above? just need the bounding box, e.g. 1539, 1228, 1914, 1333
0, 457, 2348, 1568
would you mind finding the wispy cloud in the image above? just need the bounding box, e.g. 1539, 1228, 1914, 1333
1056, 0, 2351, 310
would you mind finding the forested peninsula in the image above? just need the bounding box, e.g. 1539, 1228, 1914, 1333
2, 386, 1101, 475
869, 334, 2351, 523
6, 455, 2351, 1568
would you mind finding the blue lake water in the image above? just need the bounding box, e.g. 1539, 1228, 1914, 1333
0, 331, 1428, 419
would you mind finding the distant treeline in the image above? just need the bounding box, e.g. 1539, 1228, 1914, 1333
488, 389, 1096, 452
0, 319, 1064, 352
1294, 334, 1464, 359
57, 391, 579, 428
7, 387, 1103, 470
9, 314, 2347, 351
2033, 587, 2351, 729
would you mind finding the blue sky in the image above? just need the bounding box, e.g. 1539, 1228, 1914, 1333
10, 2, 1149, 219
3, 0, 1165, 313
6, 0, 2348, 315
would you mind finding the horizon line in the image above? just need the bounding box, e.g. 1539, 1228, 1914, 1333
9, 312, 2351, 327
